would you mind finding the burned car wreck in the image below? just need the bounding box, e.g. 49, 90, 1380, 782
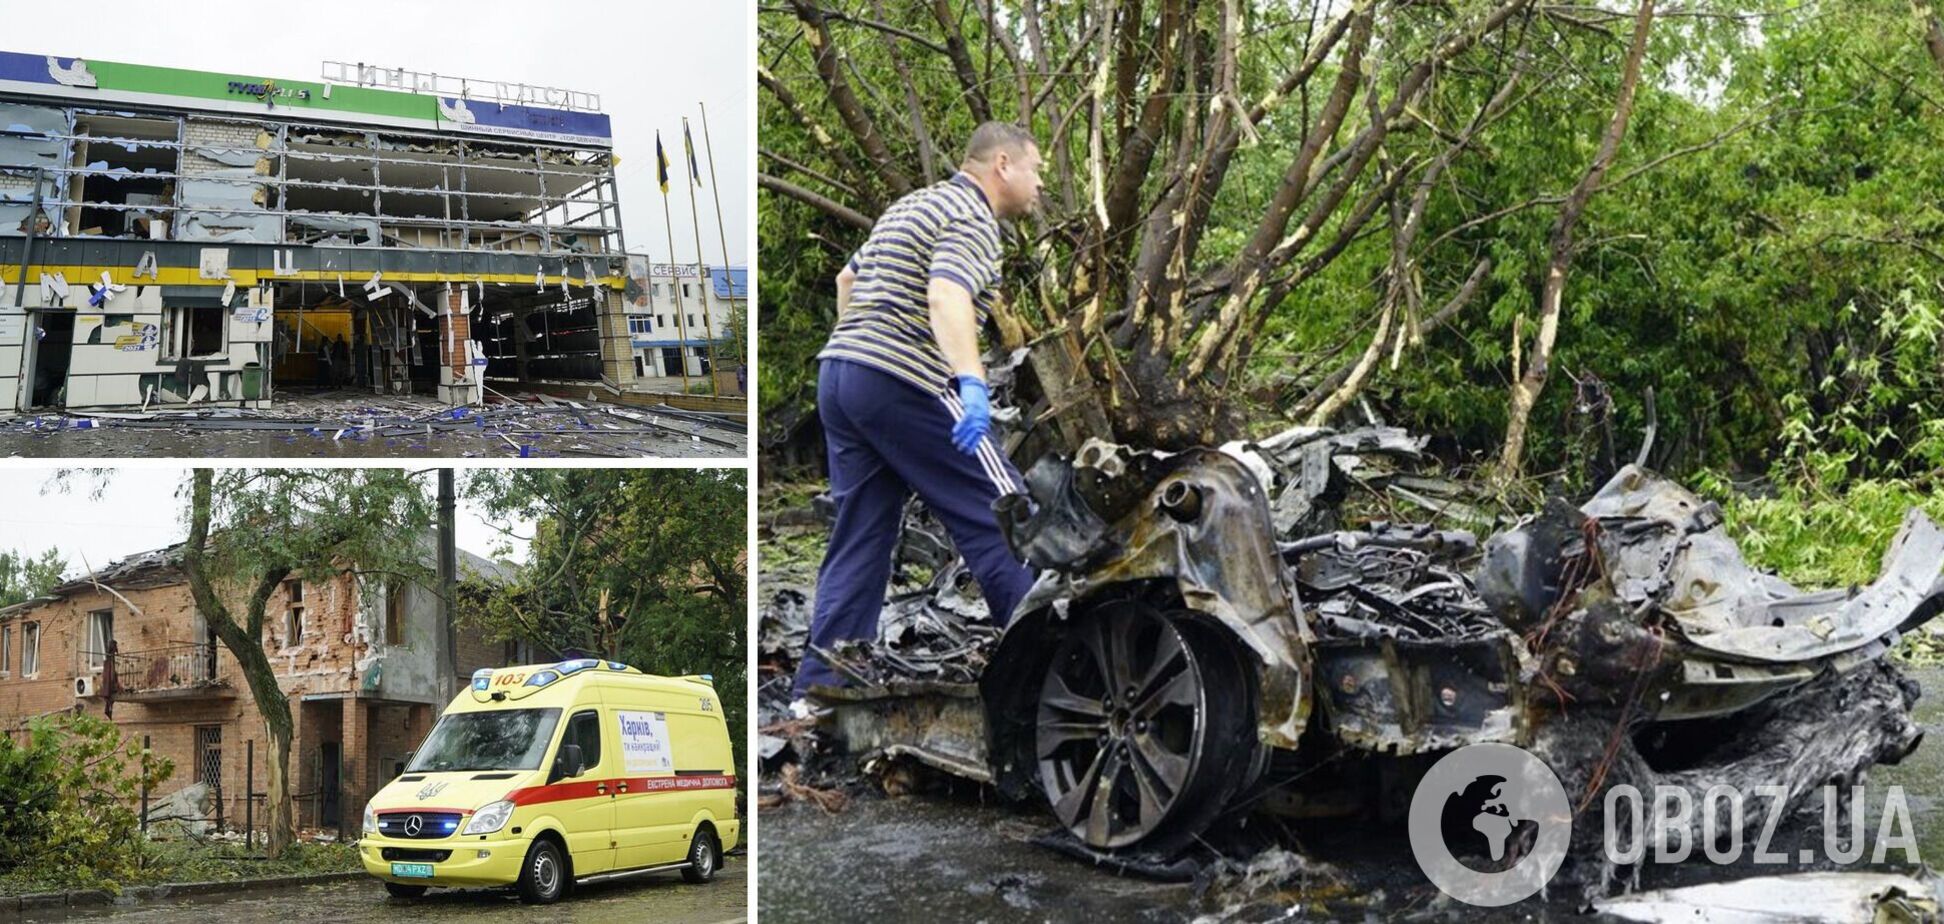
774, 427, 1944, 893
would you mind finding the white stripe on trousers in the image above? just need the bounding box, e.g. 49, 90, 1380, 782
938, 392, 1021, 496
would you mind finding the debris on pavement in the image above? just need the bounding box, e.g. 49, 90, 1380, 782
1591, 870, 1943, 923
0, 387, 746, 458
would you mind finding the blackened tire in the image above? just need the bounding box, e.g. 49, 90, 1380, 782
382, 882, 428, 899
516, 837, 568, 904
681, 827, 720, 883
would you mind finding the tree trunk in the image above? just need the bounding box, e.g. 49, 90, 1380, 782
1915, 0, 1944, 76
183, 469, 298, 858
1496, 0, 1655, 481
251, 669, 296, 856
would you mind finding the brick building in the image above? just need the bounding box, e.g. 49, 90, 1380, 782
0, 542, 534, 834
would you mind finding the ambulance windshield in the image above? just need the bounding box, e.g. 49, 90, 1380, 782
408, 708, 563, 772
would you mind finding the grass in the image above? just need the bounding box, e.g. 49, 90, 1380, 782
0, 839, 361, 896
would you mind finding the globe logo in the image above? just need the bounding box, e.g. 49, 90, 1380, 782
1408, 743, 1572, 906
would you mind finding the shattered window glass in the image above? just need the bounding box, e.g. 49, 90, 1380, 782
175, 120, 279, 243
1, 103, 71, 235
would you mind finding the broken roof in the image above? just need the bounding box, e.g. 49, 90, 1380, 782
0, 540, 517, 617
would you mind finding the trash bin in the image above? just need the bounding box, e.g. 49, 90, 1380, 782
241, 362, 264, 400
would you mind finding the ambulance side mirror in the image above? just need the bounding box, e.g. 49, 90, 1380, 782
550, 743, 585, 783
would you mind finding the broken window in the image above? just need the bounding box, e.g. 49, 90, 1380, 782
385, 580, 405, 645
86, 608, 112, 671
70, 113, 179, 239
163, 304, 225, 360
284, 579, 304, 646
21, 622, 38, 675
176, 119, 278, 243
1, 103, 70, 236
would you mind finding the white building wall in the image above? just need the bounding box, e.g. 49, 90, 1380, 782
623, 267, 741, 380
5, 267, 275, 411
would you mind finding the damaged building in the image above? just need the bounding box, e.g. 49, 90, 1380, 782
0, 543, 533, 835
0, 51, 653, 413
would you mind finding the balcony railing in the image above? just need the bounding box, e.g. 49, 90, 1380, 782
106, 643, 231, 698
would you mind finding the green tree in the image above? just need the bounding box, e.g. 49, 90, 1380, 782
182, 469, 435, 859
0, 548, 65, 609
760, 2, 1944, 487
466, 470, 748, 784
0, 712, 171, 889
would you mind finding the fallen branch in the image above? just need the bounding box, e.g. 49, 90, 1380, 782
760, 174, 875, 231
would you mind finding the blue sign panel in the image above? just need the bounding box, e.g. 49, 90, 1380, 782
710, 266, 747, 299
437, 97, 611, 144
0, 51, 90, 88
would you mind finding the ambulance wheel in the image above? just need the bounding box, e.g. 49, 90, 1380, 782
517, 838, 568, 904
383, 882, 428, 899
681, 827, 720, 883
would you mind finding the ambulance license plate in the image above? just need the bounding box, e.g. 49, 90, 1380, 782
391, 862, 435, 878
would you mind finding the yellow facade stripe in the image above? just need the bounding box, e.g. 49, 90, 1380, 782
0, 266, 625, 290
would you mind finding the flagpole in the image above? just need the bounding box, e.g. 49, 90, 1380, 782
698, 101, 740, 372
683, 117, 720, 397
657, 131, 693, 395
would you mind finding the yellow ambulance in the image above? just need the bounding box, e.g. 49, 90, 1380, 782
357, 659, 740, 903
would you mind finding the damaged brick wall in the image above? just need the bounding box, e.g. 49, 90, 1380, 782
443, 287, 470, 376
2, 571, 421, 830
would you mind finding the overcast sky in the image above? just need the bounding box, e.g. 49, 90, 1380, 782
3, 0, 749, 267
0, 469, 530, 580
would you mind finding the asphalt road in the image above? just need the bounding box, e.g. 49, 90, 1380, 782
20, 863, 747, 924
760, 666, 1944, 922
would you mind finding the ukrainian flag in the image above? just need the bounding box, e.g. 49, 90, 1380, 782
656, 131, 670, 194
684, 119, 703, 186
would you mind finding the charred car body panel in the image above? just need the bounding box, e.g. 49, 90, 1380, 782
811, 429, 1944, 856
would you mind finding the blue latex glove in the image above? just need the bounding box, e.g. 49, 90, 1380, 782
950, 375, 992, 455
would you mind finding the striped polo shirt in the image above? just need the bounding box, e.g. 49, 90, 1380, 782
819, 172, 1003, 394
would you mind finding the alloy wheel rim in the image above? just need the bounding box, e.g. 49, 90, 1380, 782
1036, 601, 1209, 848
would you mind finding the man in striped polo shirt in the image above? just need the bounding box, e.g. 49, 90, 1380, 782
792, 122, 1046, 704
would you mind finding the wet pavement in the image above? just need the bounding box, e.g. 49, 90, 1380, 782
759, 798, 1192, 923
20, 863, 746, 924
0, 424, 744, 459
758, 666, 1944, 921
0, 390, 746, 459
